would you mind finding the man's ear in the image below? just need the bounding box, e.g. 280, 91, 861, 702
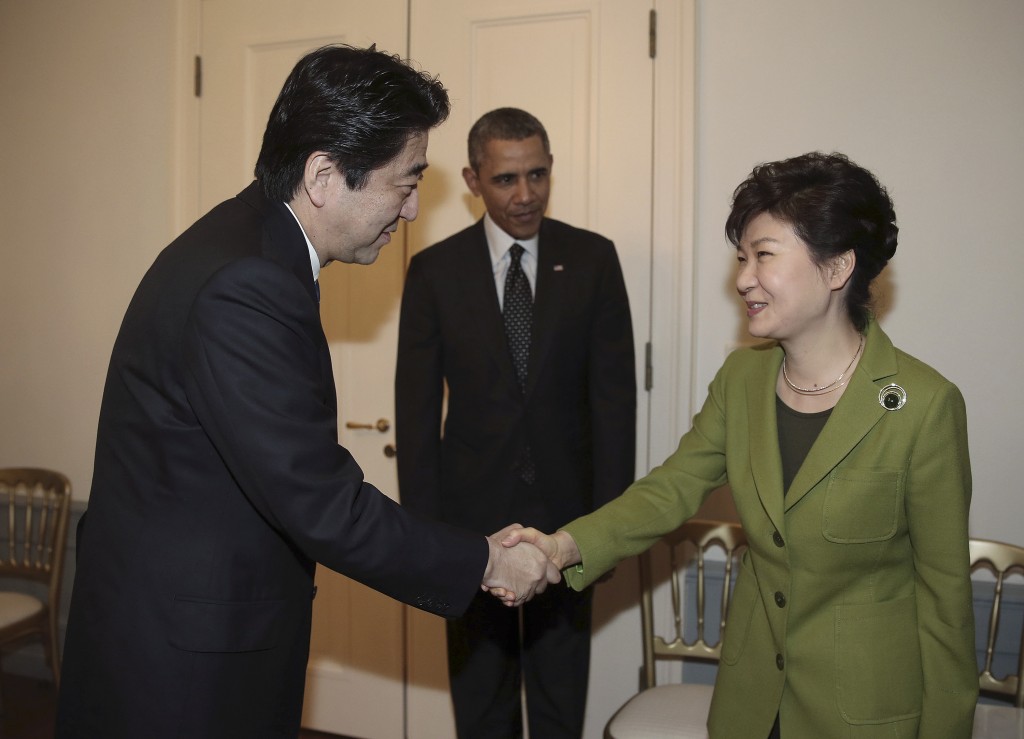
303, 152, 335, 208
829, 249, 856, 290
462, 166, 481, 197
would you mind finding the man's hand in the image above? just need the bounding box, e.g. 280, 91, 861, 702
482, 524, 561, 606
500, 527, 581, 571
483, 527, 583, 603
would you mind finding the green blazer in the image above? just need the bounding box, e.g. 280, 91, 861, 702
565, 320, 977, 738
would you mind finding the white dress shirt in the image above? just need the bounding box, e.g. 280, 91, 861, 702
484, 212, 538, 310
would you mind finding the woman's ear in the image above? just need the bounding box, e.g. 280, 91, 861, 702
829, 249, 856, 290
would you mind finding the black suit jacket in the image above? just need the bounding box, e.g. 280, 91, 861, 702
57, 183, 486, 738
396, 218, 636, 535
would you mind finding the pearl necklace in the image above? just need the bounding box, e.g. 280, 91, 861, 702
782, 335, 864, 396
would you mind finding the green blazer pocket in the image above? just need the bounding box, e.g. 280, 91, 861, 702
823, 469, 903, 543
720, 563, 757, 666
168, 595, 287, 653
835, 596, 923, 724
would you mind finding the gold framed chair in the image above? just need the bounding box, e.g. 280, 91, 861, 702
606, 519, 747, 739
971, 537, 1024, 738
0, 468, 72, 690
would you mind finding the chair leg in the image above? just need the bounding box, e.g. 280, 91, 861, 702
43, 620, 61, 690
0, 652, 6, 716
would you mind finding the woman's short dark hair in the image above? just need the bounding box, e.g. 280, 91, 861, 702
467, 108, 550, 171
725, 152, 898, 332
255, 44, 450, 201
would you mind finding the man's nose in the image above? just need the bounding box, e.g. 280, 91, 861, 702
513, 178, 534, 204
401, 188, 419, 221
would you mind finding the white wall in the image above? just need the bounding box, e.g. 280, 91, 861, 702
0, 0, 180, 496
691, 0, 1024, 543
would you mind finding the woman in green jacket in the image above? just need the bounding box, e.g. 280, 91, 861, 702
501, 152, 978, 737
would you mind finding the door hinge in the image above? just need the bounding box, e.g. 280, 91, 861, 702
644, 342, 654, 391
649, 9, 657, 59
194, 55, 202, 98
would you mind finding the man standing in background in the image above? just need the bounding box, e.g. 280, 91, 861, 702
396, 107, 636, 738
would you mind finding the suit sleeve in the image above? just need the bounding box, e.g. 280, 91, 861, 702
588, 242, 637, 508
905, 382, 978, 736
181, 257, 485, 617
394, 254, 446, 518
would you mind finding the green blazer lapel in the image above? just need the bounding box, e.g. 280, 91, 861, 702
784, 321, 899, 510
747, 345, 787, 533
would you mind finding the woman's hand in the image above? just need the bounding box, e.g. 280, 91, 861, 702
500, 527, 581, 571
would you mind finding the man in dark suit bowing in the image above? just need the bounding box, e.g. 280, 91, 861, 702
56, 48, 557, 739
396, 108, 637, 738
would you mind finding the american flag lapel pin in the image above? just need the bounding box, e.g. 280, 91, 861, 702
553, 264, 564, 271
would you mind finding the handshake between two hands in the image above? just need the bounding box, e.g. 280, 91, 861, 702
481, 524, 577, 607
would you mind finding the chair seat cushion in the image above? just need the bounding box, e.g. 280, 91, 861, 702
972, 703, 1024, 738
607, 683, 714, 738
0, 591, 44, 629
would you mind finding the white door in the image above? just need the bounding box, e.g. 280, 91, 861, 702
198, 2, 410, 737
406, 3, 656, 736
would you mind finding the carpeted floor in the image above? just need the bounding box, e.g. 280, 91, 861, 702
0, 673, 353, 739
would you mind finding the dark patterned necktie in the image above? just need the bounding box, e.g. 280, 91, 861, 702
503, 244, 535, 484
503, 244, 532, 391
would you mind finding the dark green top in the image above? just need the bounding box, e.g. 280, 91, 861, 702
776, 395, 832, 495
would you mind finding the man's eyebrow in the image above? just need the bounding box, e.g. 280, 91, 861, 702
405, 162, 429, 178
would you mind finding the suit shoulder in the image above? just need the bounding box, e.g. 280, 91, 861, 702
698, 342, 779, 400
865, 321, 959, 395
412, 223, 481, 264
891, 346, 953, 384
542, 218, 615, 249
888, 346, 964, 416
722, 341, 779, 374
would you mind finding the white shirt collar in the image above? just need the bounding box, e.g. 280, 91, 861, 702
484, 212, 539, 266
283, 202, 321, 283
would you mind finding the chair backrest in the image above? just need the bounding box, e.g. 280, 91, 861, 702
0, 468, 72, 600
638, 519, 747, 689
970, 537, 1024, 708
